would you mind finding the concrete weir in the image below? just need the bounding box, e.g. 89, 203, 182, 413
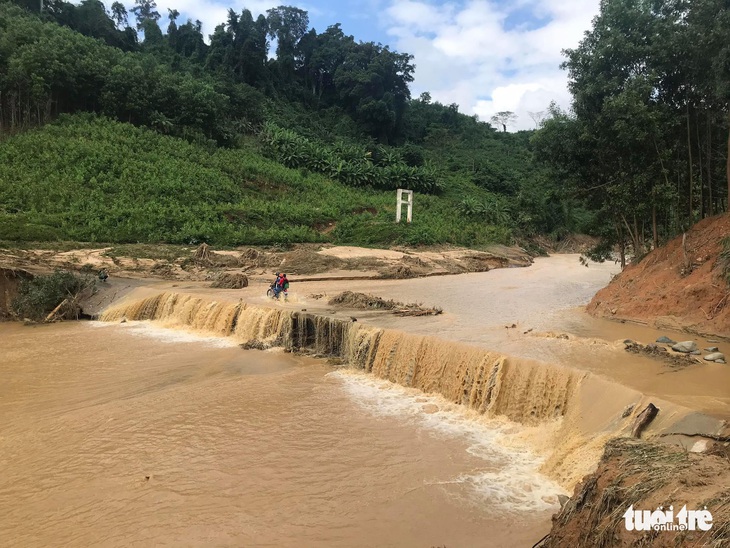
100, 290, 728, 489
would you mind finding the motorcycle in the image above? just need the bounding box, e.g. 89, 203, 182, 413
267, 282, 288, 301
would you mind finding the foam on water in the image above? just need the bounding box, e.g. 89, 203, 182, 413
87, 320, 237, 347
330, 368, 567, 512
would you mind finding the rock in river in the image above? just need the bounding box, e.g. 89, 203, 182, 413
671, 341, 697, 353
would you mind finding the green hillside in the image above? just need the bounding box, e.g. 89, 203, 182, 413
0, 0, 580, 249
0, 115, 510, 247
2, 0, 727, 255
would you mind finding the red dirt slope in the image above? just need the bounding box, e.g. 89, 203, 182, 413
588, 214, 730, 337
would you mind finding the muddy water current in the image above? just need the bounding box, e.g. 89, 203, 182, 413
274, 255, 729, 418
2, 254, 728, 546
0, 321, 556, 547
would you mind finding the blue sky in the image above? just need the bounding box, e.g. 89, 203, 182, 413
125, 0, 602, 130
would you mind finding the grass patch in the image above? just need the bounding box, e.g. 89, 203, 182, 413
0, 240, 102, 252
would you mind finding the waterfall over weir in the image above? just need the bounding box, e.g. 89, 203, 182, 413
101, 290, 707, 488
101, 292, 583, 427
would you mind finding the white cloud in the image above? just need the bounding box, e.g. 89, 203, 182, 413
382, 0, 600, 130
387, 0, 455, 33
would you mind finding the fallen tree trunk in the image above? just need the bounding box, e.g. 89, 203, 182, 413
631, 403, 659, 438
44, 298, 69, 322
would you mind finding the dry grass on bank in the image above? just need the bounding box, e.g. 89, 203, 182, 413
540, 438, 730, 548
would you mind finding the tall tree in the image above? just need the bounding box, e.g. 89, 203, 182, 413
167, 8, 179, 33
130, 0, 160, 31
490, 111, 516, 132
266, 5, 308, 77
172, 19, 207, 60
305, 24, 353, 102
527, 111, 545, 128
333, 41, 414, 143
543, 0, 730, 263
110, 1, 127, 29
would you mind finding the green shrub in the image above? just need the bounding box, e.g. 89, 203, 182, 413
12, 270, 95, 321
0, 216, 62, 241
262, 123, 444, 194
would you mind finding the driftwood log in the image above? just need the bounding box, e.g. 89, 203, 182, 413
44, 299, 69, 322
631, 403, 659, 438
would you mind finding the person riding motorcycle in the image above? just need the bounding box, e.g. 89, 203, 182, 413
273, 273, 289, 300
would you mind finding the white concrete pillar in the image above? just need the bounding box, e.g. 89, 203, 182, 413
396, 189, 413, 223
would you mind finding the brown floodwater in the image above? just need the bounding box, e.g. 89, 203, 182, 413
3, 254, 728, 547
169, 254, 729, 418
0, 321, 558, 547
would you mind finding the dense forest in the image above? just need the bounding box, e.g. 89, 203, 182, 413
535, 0, 730, 264
0, 0, 728, 256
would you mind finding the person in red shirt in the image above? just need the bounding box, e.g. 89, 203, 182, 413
275, 273, 289, 300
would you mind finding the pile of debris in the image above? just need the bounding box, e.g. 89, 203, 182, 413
624, 336, 726, 368
328, 291, 442, 317
538, 437, 730, 547
210, 273, 249, 289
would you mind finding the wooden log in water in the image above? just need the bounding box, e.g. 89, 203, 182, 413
631, 403, 659, 438
44, 298, 69, 322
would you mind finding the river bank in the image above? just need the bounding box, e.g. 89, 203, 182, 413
589, 214, 730, 338
0, 242, 534, 284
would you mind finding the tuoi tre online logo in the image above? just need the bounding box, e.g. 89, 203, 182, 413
623, 505, 713, 532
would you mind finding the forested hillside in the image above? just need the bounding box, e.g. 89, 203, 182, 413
0, 0, 728, 253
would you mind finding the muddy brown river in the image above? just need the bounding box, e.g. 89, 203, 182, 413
0, 321, 559, 547
1, 255, 727, 546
